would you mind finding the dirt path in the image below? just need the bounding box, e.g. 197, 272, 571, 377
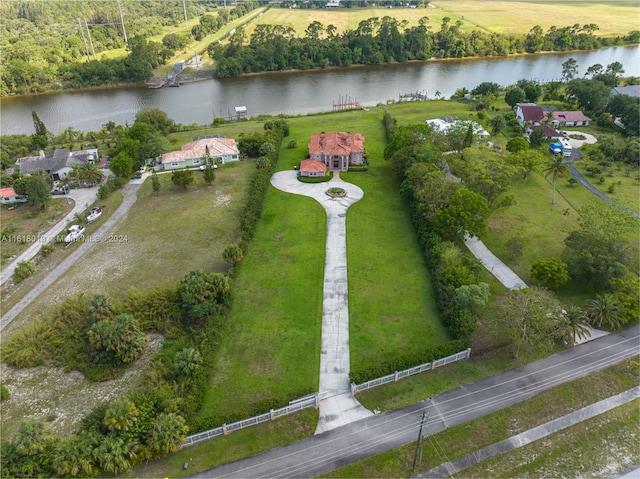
0, 183, 141, 332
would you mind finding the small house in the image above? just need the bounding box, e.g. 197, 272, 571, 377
549, 111, 591, 127
299, 159, 327, 177
0, 187, 27, 204
515, 103, 545, 128
308, 132, 365, 172
611, 85, 640, 98
16, 148, 98, 181
159, 137, 239, 170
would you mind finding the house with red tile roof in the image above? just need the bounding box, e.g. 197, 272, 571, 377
308, 132, 365, 172
549, 111, 591, 127
515, 103, 545, 128
159, 137, 239, 170
0, 187, 27, 204
299, 159, 327, 177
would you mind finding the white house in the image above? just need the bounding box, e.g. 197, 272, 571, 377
515, 103, 545, 128
159, 137, 239, 170
0, 187, 27, 204
549, 111, 591, 127
426, 118, 491, 139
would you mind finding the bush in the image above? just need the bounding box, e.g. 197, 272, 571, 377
40, 243, 54, 257
1, 384, 10, 401
14, 261, 36, 283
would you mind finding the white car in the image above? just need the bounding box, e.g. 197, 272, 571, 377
199, 164, 218, 171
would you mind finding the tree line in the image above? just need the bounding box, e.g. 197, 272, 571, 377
1, 1, 259, 95
209, 17, 639, 78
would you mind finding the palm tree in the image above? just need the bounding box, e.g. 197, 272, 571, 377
94, 436, 133, 474
103, 398, 139, 431
12, 418, 51, 456
145, 413, 188, 458
584, 294, 625, 330
543, 156, 569, 205
563, 306, 591, 344
51, 432, 98, 477
174, 347, 203, 377
82, 162, 104, 186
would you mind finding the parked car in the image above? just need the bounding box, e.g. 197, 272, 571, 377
199, 163, 218, 171
52, 187, 69, 195
130, 173, 142, 180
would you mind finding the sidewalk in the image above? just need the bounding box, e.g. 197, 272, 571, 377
270, 170, 372, 434
0, 186, 99, 285
464, 234, 527, 290
418, 386, 639, 478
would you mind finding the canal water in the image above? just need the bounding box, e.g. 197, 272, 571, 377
1, 46, 638, 135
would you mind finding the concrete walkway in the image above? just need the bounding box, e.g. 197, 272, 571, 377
464, 234, 527, 290
0, 186, 99, 285
418, 386, 639, 478
270, 171, 373, 434
1, 182, 141, 331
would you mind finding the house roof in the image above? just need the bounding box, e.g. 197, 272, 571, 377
309, 132, 364, 157
532, 124, 562, 138
0, 187, 18, 198
161, 138, 239, 164
17, 148, 98, 175
517, 103, 545, 123
300, 159, 327, 173
611, 85, 640, 98
551, 111, 591, 122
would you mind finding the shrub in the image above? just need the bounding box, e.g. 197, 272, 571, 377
14, 261, 36, 283
40, 243, 54, 257
1, 384, 10, 401
287, 140, 297, 148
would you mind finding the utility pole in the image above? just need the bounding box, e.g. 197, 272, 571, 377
85, 19, 97, 60
78, 18, 91, 61
412, 411, 427, 474
182, 0, 188, 29
117, 0, 128, 47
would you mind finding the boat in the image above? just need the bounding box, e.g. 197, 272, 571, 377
65, 225, 85, 244
87, 207, 102, 223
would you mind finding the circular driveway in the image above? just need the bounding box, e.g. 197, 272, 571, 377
565, 131, 597, 149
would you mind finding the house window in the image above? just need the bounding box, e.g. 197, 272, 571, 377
232, 154, 238, 159
193, 159, 201, 165
171, 162, 179, 167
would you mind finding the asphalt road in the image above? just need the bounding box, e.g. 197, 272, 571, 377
191, 324, 639, 478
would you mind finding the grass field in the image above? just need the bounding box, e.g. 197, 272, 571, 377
0, 199, 74, 270
197, 107, 449, 422
243, 2, 639, 39
574, 155, 640, 214
320, 358, 640, 478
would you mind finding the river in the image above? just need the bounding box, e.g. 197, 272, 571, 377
1, 46, 638, 135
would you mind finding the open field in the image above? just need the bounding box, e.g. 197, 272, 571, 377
0, 190, 124, 323
0, 198, 74, 269
4, 163, 254, 334
320, 358, 640, 478
244, 2, 639, 39
436, 0, 640, 36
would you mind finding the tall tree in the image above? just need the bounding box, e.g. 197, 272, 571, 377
584, 294, 625, 330
151, 170, 160, 195
145, 413, 188, 459
25, 174, 51, 210
171, 169, 194, 189
561, 57, 578, 82
563, 306, 591, 345
433, 187, 490, 241
31, 110, 48, 138
483, 286, 567, 358
542, 156, 569, 205
103, 398, 139, 432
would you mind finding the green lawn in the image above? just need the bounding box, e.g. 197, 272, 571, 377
197, 107, 449, 423
320, 358, 640, 478
574, 156, 640, 214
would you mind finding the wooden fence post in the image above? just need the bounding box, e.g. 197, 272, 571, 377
394, 371, 399, 382
270, 409, 275, 420
222, 424, 228, 435
466, 348, 472, 359
351, 382, 357, 396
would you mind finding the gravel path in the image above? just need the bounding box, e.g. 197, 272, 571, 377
0, 183, 141, 331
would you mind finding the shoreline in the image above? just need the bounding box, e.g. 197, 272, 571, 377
2, 44, 637, 99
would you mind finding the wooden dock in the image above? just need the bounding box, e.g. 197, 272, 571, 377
332, 101, 368, 111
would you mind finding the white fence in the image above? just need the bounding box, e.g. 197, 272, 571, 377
182, 349, 470, 446
352, 349, 471, 395
182, 394, 318, 447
